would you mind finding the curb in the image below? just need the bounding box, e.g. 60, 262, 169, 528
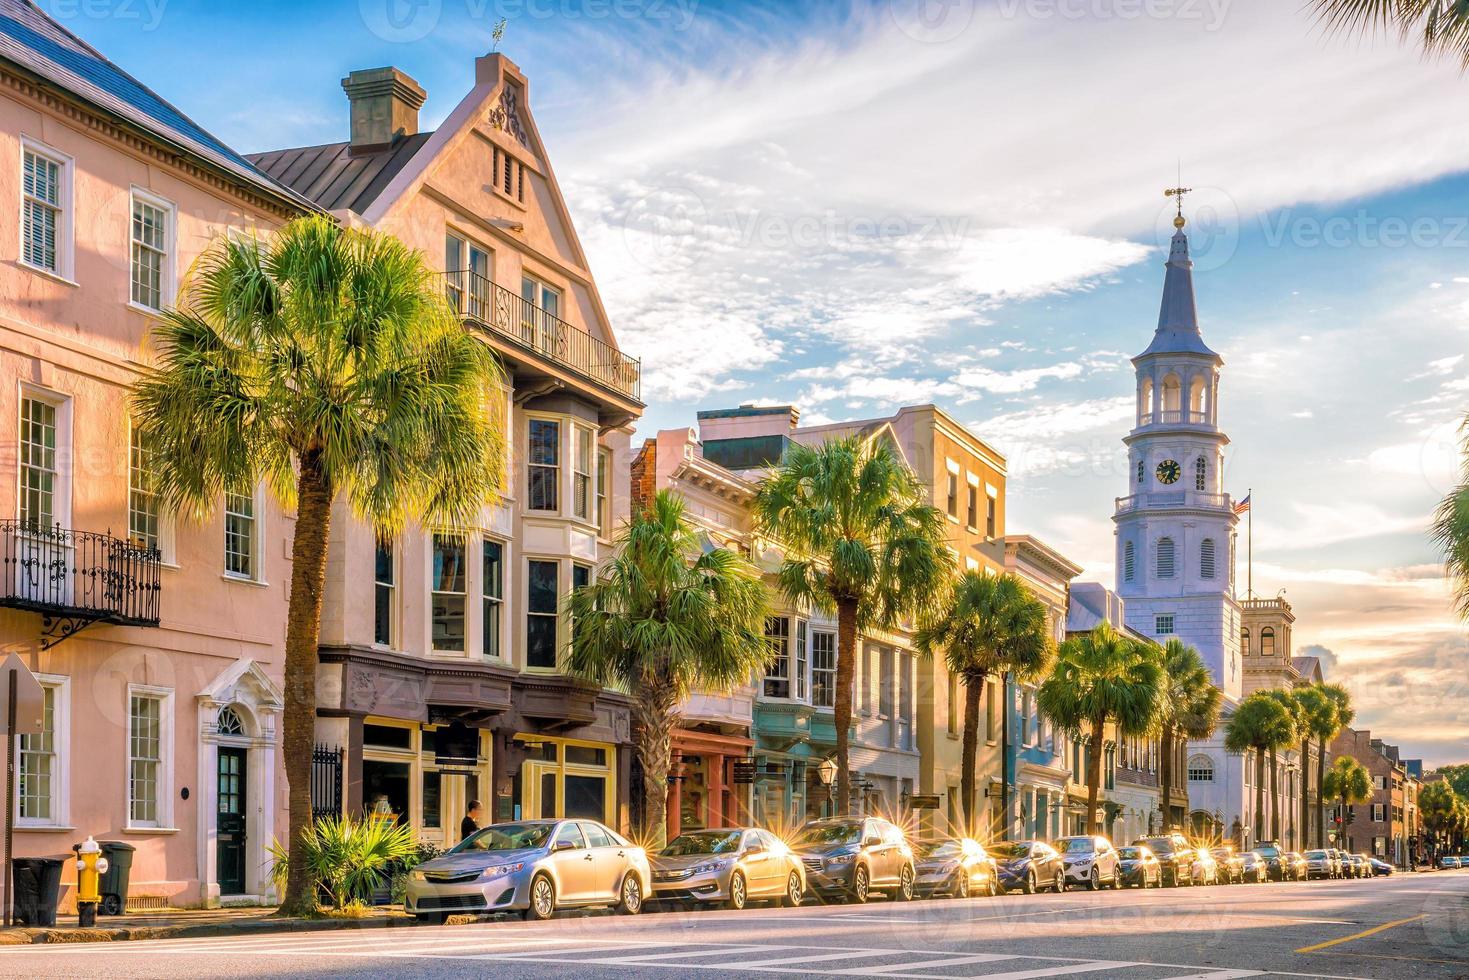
0, 913, 417, 945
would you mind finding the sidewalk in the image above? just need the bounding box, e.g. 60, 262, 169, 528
0, 904, 417, 945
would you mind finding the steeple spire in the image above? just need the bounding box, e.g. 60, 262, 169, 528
1137, 184, 1219, 361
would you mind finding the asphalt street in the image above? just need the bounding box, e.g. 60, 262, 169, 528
1, 872, 1464, 979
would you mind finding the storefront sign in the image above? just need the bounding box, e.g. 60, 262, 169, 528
907, 794, 941, 810
731, 761, 757, 784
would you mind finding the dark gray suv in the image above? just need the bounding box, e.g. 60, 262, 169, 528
791, 817, 915, 903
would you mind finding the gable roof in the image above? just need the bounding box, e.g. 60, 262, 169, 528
0, 0, 313, 213
246, 133, 432, 215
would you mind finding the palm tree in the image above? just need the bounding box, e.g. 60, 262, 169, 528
1322, 756, 1372, 851
1155, 639, 1221, 832
1260, 688, 1307, 847
132, 215, 505, 914
1434, 453, 1469, 620
1317, 682, 1355, 846
914, 571, 1055, 835
565, 490, 770, 850
1292, 685, 1337, 848
1223, 692, 1297, 846
1312, 1, 1469, 70
1419, 781, 1457, 864
1037, 624, 1163, 834
753, 436, 950, 814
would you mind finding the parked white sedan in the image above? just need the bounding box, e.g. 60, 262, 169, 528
1056, 835, 1122, 890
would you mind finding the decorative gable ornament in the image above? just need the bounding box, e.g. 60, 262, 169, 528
489, 87, 529, 147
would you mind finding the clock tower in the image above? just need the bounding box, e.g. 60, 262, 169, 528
1113, 209, 1242, 699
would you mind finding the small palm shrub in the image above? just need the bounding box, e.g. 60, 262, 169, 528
269, 815, 419, 912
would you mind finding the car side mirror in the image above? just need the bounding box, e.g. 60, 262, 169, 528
863, 836, 882, 848
552, 839, 575, 851
745, 844, 765, 856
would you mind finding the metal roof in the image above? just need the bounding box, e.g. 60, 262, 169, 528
246, 134, 433, 215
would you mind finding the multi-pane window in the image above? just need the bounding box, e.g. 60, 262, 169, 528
946, 673, 959, 734
596, 448, 611, 536
1261, 627, 1276, 657
1136, 460, 1144, 485
128, 426, 161, 550
1200, 538, 1216, 579
1240, 628, 1251, 656
1156, 537, 1175, 578
18, 686, 55, 821
482, 540, 503, 658
1195, 456, 1207, 491
22, 147, 62, 272
794, 618, 808, 702
878, 647, 895, 717
811, 631, 836, 708
130, 195, 169, 309
985, 492, 997, 537
224, 491, 255, 578
19, 396, 57, 528
1371, 803, 1386, 822
571, 563, 591, 646
945, 471, 958, 518
762, 617, 790, 698
527, 419, 560, 511
965, 483, 977, 529
573, 427, 592, 521
129, 694, 162, 825
374, 539, 395, 646
1155, 614, 1175, 635
526, 559, 559, 668
444, 234, 489, 317
431, 535, 467, 652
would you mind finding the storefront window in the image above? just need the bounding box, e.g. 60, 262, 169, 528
566, 775, 606, 819
363, 759, 410, 824
422, 771, 441, 830
516, 735, 615, 824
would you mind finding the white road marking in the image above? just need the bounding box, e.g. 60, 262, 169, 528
946, 963, 1139, 980
1155, 972, 1265, 979
570, 944, 773, 963
824, 952, 1026, 974
736, 949, 976, 968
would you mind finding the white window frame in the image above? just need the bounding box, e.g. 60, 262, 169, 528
17, 385, 71, 530
374, 537, 397, 648
430, 533, 468, 654
762, 616, 793, 700
572, 425, 593, 522
596, 447, 611, 538
19, 137, 73, 282
526, 415, 561, 513
944, 460, 959, 520
127, 421, 174, 561
125, 684, 174, 830
17, 674, 69, 828
482, 536, 506, 659
811, 629, 836, 709
128, 187, 176, 313
524, 556, 561, 671
1156, 613, 1175, 635
965, 472, 979, 531
985, 485, 998, 539
222, 485, 263, 582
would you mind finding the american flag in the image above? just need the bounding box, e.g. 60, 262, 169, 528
1233, 494, 1251, 515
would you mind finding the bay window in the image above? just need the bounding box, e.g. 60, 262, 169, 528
573, 426, 592, 521
431, 535, 466, 652
811, 630, 836, 708
482, 539, 503, 658
527, 418, 559, 511
527, 559, 559, 668
762, 617, 791, 698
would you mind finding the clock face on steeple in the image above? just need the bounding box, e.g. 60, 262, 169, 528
1156, 459, 1181, 485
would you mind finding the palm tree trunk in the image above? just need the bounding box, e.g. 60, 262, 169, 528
960, 673, 984, 836
1085, 717, 1105, 835
1159, 725, 1174, 832
1316, 737, 1327, 849
633, 670, 678, 851
1269, 747, 1280, 843
278, 454, 333, 916
833, 598, 859, 816
1299, 738, 1311, 850
1254, 748, 1266, 847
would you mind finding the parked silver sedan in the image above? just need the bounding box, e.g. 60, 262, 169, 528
406, 819, 651, 921
651, 828, 804, 910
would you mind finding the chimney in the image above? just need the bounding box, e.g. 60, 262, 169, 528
341, 67, 426, 154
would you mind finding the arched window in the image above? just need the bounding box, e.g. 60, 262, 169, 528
1189, 375, 1206, 416
1261, 627, 1276, 657
1123, 541, 1135, 582
1161, 374, 1182, 414
1195, 457, 1207, 491
1187, 755, 1214, 782
1200, 538, 1216, 579
1240, 628, 1251, 656
1156, 537, 1175, 578
1140, 378, 1154, 423
216, 705, 244, 736
1137, 460, 1145, 485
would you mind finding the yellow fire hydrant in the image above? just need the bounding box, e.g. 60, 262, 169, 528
72, 837, 109, 928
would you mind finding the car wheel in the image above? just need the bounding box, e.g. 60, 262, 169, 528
1112, 867, 1123, 890
726, 871, 748, 911
1054, 870, 1067, 893
524, 874, 556, 921
850, 865, 870, 904
985, 876, 999, 897
896, 864, 915, 902
1024, 869, 1037, 895
1088, 867, 1101, 891
617, 874, 644, 915
782, 872, 803, 908
956, 871, 971, 900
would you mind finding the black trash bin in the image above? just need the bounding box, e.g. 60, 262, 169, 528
12, 856, 65, 927
97, 842, 135, 916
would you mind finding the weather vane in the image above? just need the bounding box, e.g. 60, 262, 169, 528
1164, 164, 1191, 229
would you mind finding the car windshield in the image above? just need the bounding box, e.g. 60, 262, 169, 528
1059, 838, 1095, 854
452, 822, 554, 854
1256, 845, 1281, 857
1306, 850, 1326, 858
916, 840, 962, 859
989, 843, 1031, 859
1138, 838, 1174, 853
794, 822, 863, 847
1118, 847, 1143, 859
660, 831, 744, 856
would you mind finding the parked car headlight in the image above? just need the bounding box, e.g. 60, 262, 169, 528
825, 854, 855, 866
479, 862, 525, 880
689, 859, 732, 875
409, 869, 427, 881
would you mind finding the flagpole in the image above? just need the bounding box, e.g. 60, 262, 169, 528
1247, 487, 1253, 600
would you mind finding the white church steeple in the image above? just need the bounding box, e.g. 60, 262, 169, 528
1113, 203, 1243, 698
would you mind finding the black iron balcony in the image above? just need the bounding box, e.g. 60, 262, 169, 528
0, 521, 162, 647
442, 270, 641, 403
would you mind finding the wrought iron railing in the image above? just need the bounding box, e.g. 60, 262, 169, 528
0, 521, 161, 628
1139, 409, 1211, 426
441, 270, 642, 402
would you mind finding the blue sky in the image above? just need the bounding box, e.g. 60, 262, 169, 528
51, 0, 1469, 764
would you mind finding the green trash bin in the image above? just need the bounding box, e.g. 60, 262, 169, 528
97, 841, 135, 916
12, 856, 65, 927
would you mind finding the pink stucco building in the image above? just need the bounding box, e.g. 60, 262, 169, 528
0, 0, 312, 909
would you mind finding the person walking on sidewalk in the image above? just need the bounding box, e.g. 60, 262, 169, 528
460, 801, 483, 842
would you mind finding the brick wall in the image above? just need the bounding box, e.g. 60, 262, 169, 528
630, 438, 657, 514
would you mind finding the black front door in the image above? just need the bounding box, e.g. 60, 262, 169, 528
217, 747, 247, 895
